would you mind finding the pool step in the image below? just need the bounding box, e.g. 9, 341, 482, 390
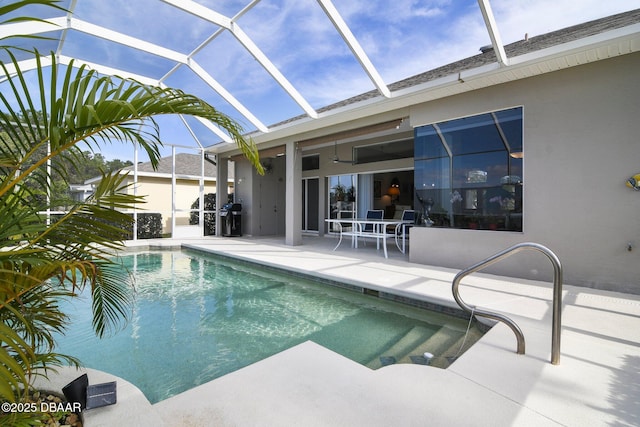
365, 326, 434, 369
395, 325, 463, 367
369, 324, 483, 370
407, 325, 485, 369
430, 326, 485, 368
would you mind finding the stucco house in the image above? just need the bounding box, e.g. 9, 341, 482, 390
210, 10, 640, 295
68, 183, 95, 203
86, 153, 234, 235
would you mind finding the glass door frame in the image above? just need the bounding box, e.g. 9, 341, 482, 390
327, 174, 358, 234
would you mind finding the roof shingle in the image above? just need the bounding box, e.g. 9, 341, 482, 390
271, 9, 640, 128
123, 153, 217, 177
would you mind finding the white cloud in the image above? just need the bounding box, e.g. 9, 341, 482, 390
351, 0, 638, 86
491, 0, 639, 43
297, 67, 375, 107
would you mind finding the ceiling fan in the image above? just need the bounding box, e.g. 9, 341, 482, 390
332, 141, 353, 164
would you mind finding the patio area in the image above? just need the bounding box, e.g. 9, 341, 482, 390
95, 235, 640, 426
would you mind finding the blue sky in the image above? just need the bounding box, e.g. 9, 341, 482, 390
3, 0, 638, 162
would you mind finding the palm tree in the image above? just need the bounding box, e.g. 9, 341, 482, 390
0, 1, 263, 424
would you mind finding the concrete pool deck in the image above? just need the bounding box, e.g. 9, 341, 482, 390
115, 236, 638, 425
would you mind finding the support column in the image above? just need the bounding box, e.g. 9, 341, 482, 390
198, 149, 205, 236
318, 176, 326, 237
133, 146, 138, 240
285, 141, 302, 245
215, 155, 228, 237
170, 146, 176, 237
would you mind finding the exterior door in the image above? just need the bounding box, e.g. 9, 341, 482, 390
257, 158, 286, 235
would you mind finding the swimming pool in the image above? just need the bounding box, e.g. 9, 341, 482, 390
55, 249, 484, 403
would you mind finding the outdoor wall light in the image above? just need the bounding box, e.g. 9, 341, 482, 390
626, 173, 640, 191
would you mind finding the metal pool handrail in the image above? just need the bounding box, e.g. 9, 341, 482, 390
452, 242, 563, 365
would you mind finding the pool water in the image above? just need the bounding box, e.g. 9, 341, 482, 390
55, 250, 483, 403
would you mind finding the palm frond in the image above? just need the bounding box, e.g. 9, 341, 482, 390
0, 1, 65, 24
0, 322, 34, 402
0, 1, 66, 57
1, 50, 263, 200
0, 0, 264, 406
28, 171, 141, 259
89, 259, 134, 337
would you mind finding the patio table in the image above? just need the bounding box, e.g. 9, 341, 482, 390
324, 218, 411, 258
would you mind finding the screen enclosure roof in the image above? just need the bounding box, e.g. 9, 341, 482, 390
1, 0, 639, 159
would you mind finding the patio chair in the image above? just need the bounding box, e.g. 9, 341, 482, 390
363, 209, 383, 231
384, 204, 396, 220
395, 210, 415, 253
359, 209, 384, 245
338, 209, 355, 232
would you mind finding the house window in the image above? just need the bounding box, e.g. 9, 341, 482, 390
414, 107, 523, 231
353, 139, 414, 164
302, 154, 320, 171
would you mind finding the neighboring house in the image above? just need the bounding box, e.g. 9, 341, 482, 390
86, 153, 234, 234
214, 10, 640, 294
69, 184, 95, 203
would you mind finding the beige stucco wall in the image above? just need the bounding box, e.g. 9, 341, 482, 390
125, 176, 218, 233
409, 53, 640, 293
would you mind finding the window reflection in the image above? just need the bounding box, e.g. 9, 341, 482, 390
414, 107, 523, 231
328, 174, 357, 232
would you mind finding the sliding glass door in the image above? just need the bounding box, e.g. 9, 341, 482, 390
302, 177, 319, 232
327, 174, 357, 232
